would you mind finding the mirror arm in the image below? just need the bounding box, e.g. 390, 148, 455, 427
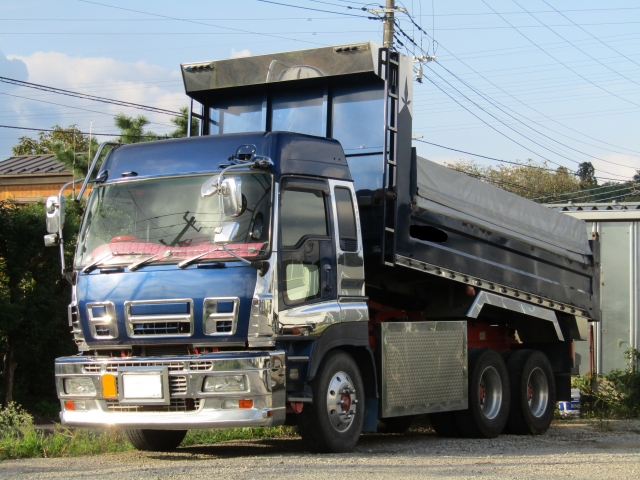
77, 141, 119, 202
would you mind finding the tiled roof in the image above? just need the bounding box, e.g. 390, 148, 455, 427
0, 154, 70, 176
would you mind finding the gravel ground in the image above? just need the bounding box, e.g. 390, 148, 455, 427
2, 419, 640, 479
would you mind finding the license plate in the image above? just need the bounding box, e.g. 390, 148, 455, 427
122, 373, 163, 399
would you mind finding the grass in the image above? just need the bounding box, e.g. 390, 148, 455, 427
0, 427, 132, 460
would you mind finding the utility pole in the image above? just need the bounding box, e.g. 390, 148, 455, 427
382, 0, 395, 50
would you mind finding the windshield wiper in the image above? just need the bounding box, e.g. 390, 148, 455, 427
128, 251, 172, 271
81, 251, 143, 273
177, 247, 223, 269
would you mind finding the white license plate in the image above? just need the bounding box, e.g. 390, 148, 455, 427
122, 373, 163, 399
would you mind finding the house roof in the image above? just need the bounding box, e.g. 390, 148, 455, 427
0, 154, 70, 176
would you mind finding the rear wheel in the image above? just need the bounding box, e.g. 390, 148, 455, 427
124, 429, 187, 451
428, 411, 461, 437
455, 348, 510, 438
297, 350, 365, 453
506, 349, 555, 435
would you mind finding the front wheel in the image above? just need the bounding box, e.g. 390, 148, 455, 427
297, 350, 365, 453
455, 348, 510, 438
124, 429, 187, 451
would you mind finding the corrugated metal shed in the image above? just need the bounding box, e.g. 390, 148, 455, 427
548, 202, 640, 374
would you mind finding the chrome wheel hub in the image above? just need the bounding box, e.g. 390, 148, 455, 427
526, 367, 549, 418
326, 371, 357, 432
478, 366, 502, 420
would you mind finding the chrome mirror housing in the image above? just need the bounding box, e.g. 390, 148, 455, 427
221, 177, 243, 217
44, 233, 59, 248
45, 196, 65, 233
201, 174, 220, 197
214, 222, 239, 245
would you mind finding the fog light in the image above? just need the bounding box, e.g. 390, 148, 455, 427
64, 377, 96, 396
222, 399, 238, 409
203, 375, 247, 393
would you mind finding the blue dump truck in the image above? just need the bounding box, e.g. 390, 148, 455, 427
44, 42, 600, 453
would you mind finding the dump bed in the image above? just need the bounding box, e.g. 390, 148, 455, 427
393, 156, 599, 320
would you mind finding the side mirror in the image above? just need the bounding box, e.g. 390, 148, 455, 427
214, 222, 239, 245
45, 196, 65, 233
44, 233, 59, 247
221, 177, 243, 217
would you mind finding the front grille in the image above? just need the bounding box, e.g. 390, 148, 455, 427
95, 325, 111, 336
144, 345, 190, 357
132, 322, 190, 336
105, 362, 185, 373
83, 364, 102, 373
189, 361, 213, 371
170, 376, 188, 395
105, 398, 202, 412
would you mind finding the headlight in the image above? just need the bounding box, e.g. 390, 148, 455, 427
203, 375, 247, 393
64, 377, 97, 396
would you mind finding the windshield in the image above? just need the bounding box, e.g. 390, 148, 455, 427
75, 173, 272, 269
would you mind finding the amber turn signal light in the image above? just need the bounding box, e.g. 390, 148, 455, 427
238, 399, 253, 409
102, 374, 117, 398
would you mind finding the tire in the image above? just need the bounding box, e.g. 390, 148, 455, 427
297, 350, 365, 453
506, 349, 555, 435
124, 429, 187, 451
378, 415, 415, 434
455, 348, 510, 438
428, 411, 462, 438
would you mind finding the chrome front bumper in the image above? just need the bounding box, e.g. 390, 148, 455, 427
55, 350, 286, 429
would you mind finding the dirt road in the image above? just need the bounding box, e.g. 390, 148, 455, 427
2, 419, 639, 479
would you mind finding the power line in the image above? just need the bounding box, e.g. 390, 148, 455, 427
0, 124, 176, 140
540, 0, 640, 71
77, 0, 329, 47
396, 9, 640, 159
256, 0, 370, 18
512, 0, 640, 89
480, 0, 640, 110
0, 76, 179, 116
432, 62, 638, 171
412, 139, 629, 183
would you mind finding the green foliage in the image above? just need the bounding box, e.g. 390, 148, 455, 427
0, 426, 132, 460
170, 106, 199, 138
181, 426, 296, 447
11, 125, 92, 157
0, 402, 33, 435
448, 159, 640, 203
0, 199, 81, 407
574, 348, 640, 419
114, 113, 161, 144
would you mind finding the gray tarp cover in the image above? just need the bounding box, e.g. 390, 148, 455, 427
415, 157, 592, 258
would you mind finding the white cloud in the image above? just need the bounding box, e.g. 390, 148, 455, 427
231, 48, 251, 58
0, 51, 189, 157
591, 154, 639, 182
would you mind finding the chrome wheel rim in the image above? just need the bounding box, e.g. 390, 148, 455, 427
527, 367, 549, 418
326, 371, 357, 432
478, 366, 502, 420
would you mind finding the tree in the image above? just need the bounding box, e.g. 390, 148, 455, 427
170, 106, 199, 138
576, 162, 597, 189
0, 200, 80, 408
114, 113, 160, 144
446, 159, 582, 203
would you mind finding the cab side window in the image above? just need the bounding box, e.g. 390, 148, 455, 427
280, 184, 332, 306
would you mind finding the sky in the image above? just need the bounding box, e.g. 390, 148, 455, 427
0, 0, 639, 185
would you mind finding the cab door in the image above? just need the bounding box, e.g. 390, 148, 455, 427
277, 177, 338, 334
